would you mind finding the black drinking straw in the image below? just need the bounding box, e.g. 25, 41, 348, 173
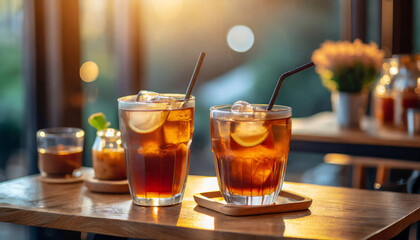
185, 52, 206, 100
266, 61, 314, 110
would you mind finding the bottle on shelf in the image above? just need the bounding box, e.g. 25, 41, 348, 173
393, 54, 420, 130
373, 57, 398, 128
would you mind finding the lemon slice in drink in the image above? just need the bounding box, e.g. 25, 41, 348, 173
128, 111, 168, 133
231, 122, 268, 147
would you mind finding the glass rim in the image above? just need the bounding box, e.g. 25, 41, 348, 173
210, 104, 292, 113
118, 93, 195, 104
210, 104, 291, 120
36, 127, 85, 138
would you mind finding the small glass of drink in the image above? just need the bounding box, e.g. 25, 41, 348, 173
36, 127, 84, 178
210, 101, 292, 205
92, 128, 126, 180
118, 92, 195, 206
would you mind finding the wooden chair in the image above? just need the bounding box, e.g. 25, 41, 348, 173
324, 153, 420, 189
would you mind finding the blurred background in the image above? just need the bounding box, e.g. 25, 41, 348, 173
0, 0, 344, 181
0, 0, 420, 239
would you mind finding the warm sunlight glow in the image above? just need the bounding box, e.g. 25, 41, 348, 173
227, 25, 255, 53
81, 196, 93, 215
80, 61, 99, 82
153, 207, 159, 215
176, 212, 215, 230
152, 0, 183, 21
81, 0, 106, 38
152, 207, 159, 223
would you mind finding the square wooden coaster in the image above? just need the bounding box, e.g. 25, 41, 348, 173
194, 190, 312, 216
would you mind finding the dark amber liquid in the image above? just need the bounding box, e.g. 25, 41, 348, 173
38, 145, 82, 177
374, 95, 394, 126
211, 117, 291, 196
395, 89, 420, 129
119, 107, 194, 199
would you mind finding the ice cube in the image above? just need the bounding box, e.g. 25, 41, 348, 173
153, 95, 184, 110
141, 141, 161, 156
167, 108, 192, 121
252, 155, 274, 185
231, 100, 253, 113
153, 95, 174, 102
253, 105, 266, 112
167, 101, 184, 110
252, 106, 267, 119
163, 121, 191, 144
136, 90, 159, 101
134, 93, 175, 110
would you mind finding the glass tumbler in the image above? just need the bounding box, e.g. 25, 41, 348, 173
210, 104, 292, 205
118, 94, 195, 206
37, 127, 84, 178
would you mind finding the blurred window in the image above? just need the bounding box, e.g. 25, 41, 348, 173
0, 0, 24, 181
81, 0, 340, 174
1, 0, 420, 178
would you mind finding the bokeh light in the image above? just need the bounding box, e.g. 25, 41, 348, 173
80, 61, 99, 82
380, 75, 391, 85
389, 66, 398, 75
226, 25, 255, 53
376, 85, 386, 95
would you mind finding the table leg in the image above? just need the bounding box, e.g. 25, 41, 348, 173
353, 165, 366, 189
375, 165, 389, 187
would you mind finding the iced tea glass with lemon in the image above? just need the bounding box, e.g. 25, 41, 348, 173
210, 101, 291, 205
118, 92, 194, 206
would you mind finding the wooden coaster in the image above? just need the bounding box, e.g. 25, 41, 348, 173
84, 176, 130, 194
194, 190, 312, 216
38, 175, 84, 184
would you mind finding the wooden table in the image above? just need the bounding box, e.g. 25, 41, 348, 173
292, 112, 420, 160
1, 173, 420, 239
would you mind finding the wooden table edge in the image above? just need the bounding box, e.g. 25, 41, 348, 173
1, 175, 420, 239
0, 201, 293, 240
365, 207, 420, 240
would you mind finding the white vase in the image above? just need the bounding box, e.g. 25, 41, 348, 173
331, 91, 367, 129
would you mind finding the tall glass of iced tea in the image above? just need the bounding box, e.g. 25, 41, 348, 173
210, 101, 291, 205
118, 92, 195, 206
